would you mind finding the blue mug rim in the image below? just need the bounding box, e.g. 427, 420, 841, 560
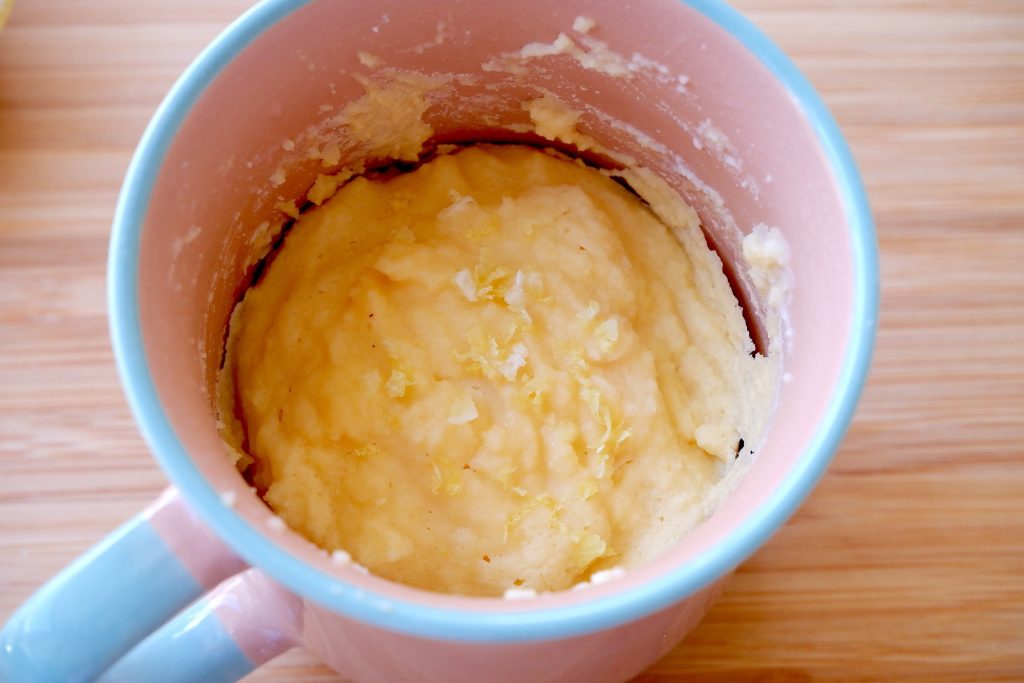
108, 0, 878, 643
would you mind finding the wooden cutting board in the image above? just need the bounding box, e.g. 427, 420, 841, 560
1, 1, 1021, 680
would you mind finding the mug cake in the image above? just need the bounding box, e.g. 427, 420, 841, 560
217, 22, 786, 598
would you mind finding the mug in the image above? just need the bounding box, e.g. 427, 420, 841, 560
0, 0, 877, 681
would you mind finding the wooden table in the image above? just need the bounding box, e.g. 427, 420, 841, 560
1, 1, 1021, 680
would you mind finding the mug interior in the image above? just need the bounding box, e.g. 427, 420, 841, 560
111, 0, 875, 639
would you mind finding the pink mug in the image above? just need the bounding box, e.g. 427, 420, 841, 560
0, 1, 876, 681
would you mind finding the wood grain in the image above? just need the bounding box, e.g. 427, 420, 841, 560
1, 1, 1022, 680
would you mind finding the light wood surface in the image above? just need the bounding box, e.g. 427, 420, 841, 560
1, 1, 1021, 680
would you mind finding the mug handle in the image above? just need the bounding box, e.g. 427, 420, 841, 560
98, 568, 301, 683
0, 487, 295, 682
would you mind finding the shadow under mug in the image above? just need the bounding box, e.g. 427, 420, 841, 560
0, 1, 877, 681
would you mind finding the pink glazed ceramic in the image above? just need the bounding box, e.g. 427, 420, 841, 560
0, 1, 877, 682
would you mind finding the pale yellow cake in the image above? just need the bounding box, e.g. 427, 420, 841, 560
219, 144, 772, 596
